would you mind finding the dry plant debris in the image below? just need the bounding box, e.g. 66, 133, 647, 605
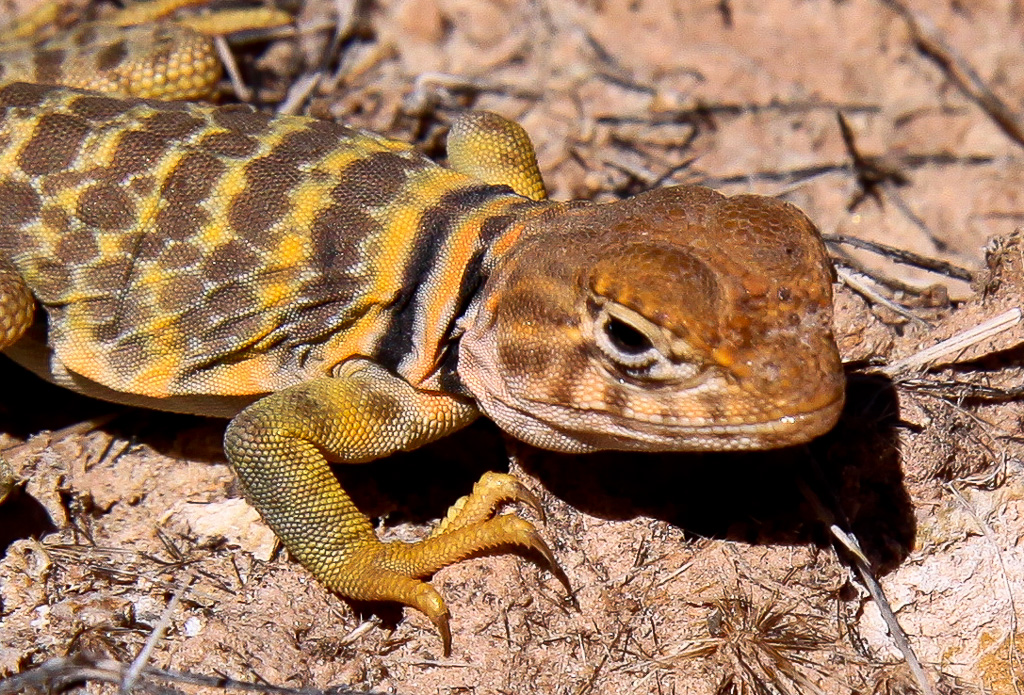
1, 1, 1024, 694
664, 594, 836, 695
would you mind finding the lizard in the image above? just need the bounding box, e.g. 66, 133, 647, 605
0, 0, 846, 655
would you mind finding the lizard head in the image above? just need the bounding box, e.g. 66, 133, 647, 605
457, 185, 845, 453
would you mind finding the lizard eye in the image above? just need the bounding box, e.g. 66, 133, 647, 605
590, 300, 704, 382
604, 317, 652, 355
596, 313, 660, 370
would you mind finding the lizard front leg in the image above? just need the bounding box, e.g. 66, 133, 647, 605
223, 359, 567, 655
447, 111, 548, 201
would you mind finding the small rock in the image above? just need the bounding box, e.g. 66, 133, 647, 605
179, 498, 278, 562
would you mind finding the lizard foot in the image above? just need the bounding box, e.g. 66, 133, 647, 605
432, 470, 547, 535
357, 474, 570, 655
429, 472, 572, 601
368, 503, 573, 655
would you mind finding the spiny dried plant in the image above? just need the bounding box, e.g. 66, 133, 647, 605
868, 664, 975, 695
665, 594, 836, 695
869, 668, 921, 695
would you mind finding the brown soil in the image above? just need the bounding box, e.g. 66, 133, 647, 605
2, 1, 1024, 693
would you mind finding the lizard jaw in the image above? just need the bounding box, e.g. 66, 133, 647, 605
471, 386, 845, 455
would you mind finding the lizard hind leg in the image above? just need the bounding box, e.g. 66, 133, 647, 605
0, 0, 292, 101
0, 257, 36, 352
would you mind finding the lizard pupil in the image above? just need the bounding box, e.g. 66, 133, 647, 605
604, 317, 652, 356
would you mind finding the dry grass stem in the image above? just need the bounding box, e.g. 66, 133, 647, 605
882, 308, 1023, 377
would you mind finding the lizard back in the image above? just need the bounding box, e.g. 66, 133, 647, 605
0, 82, 537, 405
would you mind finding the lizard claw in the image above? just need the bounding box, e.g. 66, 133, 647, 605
477, 470, 547, 522
432, 471, 549, 538
506, 515, 575, 605
373, 502, 572, 653
405, 581, 453, 656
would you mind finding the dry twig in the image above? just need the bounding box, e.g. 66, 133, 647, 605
879, 0, 1024, 148
882, 308, 1023, 377
798, 482, 938, 695
0, 655, 385, 695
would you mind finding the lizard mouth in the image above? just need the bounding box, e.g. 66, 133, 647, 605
530, 389, 846, 453
699, 395, 845, 449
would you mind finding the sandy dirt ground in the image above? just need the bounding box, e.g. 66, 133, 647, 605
1, 0, 1024, 693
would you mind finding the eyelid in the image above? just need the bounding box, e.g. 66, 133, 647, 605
592, 302, 666, 371
596, 319, 658, 369
590, 297, 707, 383
600, 303, 672, 355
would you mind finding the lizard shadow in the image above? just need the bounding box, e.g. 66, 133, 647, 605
0, 357, 87, 552
0, 489, 56, 553
0, 356, 228, 554
520, 369, 913, 573
334, 368, 910, 632
334, 367, 911, 580
2, 356, 910, 630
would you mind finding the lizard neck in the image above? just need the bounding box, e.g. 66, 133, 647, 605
381, 186, 555, 390
479, 199, 586, 273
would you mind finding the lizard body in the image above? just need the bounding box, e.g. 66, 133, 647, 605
0, 3, 845, 654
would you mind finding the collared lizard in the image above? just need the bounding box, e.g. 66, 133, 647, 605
0, 1, 846, 655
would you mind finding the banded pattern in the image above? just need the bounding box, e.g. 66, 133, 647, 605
0, 82, 545, 399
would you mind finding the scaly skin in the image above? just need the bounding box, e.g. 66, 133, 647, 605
0, 4, 845, 655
